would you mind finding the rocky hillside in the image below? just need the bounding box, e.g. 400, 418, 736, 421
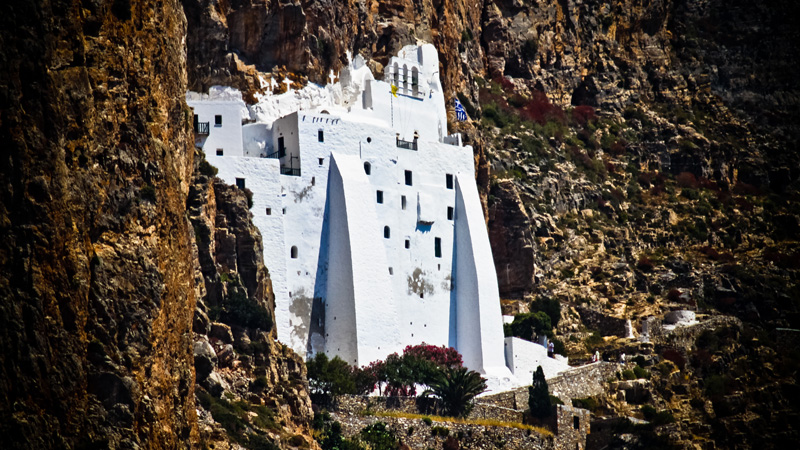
180, 0, 800, 447
187, 154, 316, 449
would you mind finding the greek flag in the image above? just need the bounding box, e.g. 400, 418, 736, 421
454, 98, 468, 121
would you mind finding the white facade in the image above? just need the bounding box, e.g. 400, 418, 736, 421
504, 337, 571, 382
187, 45, 567, 389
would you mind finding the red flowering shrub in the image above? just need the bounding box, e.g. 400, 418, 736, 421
677, 171, 699, 189
609, 140, 627, 156
572, 105, 596, 126
368, 344, 466, 396
493, 75, 515, 92
520, 91, 565, 125
661, 348, 686, 370
637, 256, 654, 272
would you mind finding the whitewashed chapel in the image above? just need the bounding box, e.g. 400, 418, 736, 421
187, 44, 570, 389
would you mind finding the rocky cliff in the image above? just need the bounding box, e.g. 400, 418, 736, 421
0, 1, 315, 449
187, 155, 315, 449
0, 1, 198, 448
180, 0, 799, 447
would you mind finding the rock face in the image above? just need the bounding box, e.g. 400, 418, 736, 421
488, 180, 536, 296
0, 1, 198, 448
0, 2, 316, 449
182, 0, 484, 101
186, 158, 315, 448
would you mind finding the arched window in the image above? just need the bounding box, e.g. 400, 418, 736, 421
364, 162, 371, 175
383, 226, 390, 239
290, 246, 298, 259
393, 63, 399, 86
402, 64, 409, 91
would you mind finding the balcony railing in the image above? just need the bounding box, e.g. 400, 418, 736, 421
396, 138, 418, 151
195, 122, 210, 135
280, 167, 301, 176
266, 148, 285, 159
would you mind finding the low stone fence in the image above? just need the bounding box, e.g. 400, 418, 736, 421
469, 402, 525, 423
335, 395, 427, 416
331, 412, 555, 450
333, 395, 588, 449
547, 362, 619, 404
477, 362, 619, 408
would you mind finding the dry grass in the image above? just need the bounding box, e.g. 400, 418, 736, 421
368, 411, 553, 437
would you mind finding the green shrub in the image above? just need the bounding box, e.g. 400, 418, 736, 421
244, 188, 254, 209
140, 184, 157, 203
621, 369, 636, 380
530, 297, 562, 327
306, 353, 357, 399
633, 366, 650, 379
251, 376, 269, 391
572, 397, 598, 411
199, 159, 218, 177
521, 39, 538, 61
641, 404, 657, 420
431, 426, 450, 437
422, 417, 433, 426
221, 289, 272, 330
652, 410, 675, 425
508, 312, 552, 341
360, 422, 397, 450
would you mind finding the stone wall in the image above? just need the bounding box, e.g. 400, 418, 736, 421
331, 412, 554, 450
548, 362, 620, 404
469, 403, 525, 423
334, 394, 588, 449
336, 395, 430, 416
479, 362, 620, 408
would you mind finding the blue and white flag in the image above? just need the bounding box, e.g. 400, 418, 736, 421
454, 98, 468, 122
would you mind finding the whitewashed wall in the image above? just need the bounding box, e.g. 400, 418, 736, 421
190, 101, 246, 157
504, 337, 571, 381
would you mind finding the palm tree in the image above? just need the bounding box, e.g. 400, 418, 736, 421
425, 367, 487, 417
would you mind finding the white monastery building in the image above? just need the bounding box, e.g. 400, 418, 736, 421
187, 44, 570, 390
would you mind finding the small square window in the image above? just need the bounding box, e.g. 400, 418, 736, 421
447, 206, 454, 220
282, 207, 286, 214
404, 170, 412, 186
446, 173, 454, 189
388, 267, 393, 275
404, 239, 410, 249
377, 190, 384, 204
318, 129, 324, 142
216, 148, 224, 156
266, 208, 272, 215
214, 115, 222, 126
319, 158, 324, 166
235, 178, 245, 189
401, 195, 407, 210
384, 226, 391, 239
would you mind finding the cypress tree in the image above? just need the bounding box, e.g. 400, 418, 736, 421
529, 365, 552, 418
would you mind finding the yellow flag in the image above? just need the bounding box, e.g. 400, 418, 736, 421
391, 84, 398, 97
